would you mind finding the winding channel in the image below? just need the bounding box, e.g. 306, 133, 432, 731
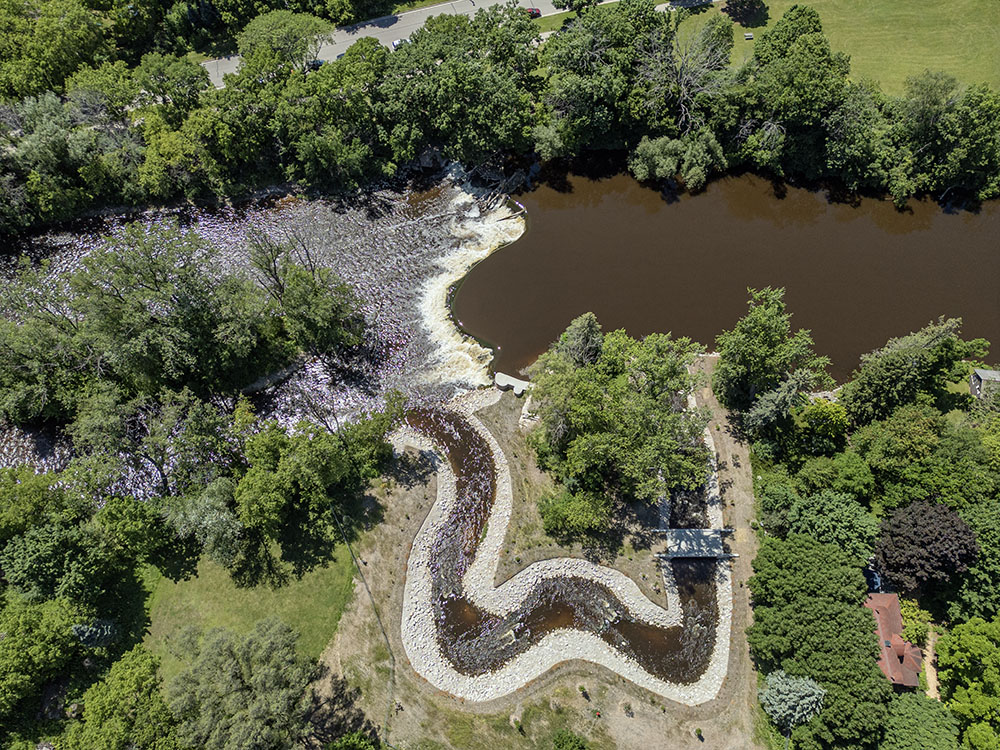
397, 390, 733, 704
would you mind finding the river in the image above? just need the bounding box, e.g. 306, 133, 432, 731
452, 172, 1000, 381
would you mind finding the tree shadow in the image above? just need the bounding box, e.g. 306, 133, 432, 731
722, 0, 770, 28
149, 534, 201, 583
389, 447, 438, 490
304, 669, 380, 747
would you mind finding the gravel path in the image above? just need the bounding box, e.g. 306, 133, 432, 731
394, 388, 733, 705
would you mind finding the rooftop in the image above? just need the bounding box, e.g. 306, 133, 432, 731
864, 593, 922, 688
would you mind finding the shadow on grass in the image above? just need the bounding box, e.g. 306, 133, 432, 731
721, 0, 770, 28
305, 670, 381, 746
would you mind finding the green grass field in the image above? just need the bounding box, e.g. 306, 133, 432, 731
686, 0, 1000, 93
145, 553, 356, 683
532, 0, 999, 93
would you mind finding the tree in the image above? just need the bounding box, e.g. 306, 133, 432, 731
755, 471, 800, 536
134, 53, 210, 126
758, 670, 825, 735
65, 646, 181, 750
163, 479, 245, 569
628, 128, 727, 191
538, 487, 611, 538
236, 11, 330, 70
0, 466, 87, 545
378, 7, 538, 164
0, 595, 79, 721
840, 317, 988, 426
898, 598, 932, 647
722, 0, 765, 25
552, 729, 589, 750
326, 732, 380, 750
248, 233, 364, 359
167, 619, 315, 750
553, 311, 603, 368
875, 500, 978, 596
824, 80, 894, 194
795, 451, 874, 504
795, 398, 848, 457
881, 693, 959, 750
713, 287, 832, 413
0, 0, 105, 99
0, 221, 363, 425
937, 617, 1000, 750
633, 13, 733, 137
271, 37, 390, 190
527, 315, 708, 539
747, 535, 891, 749
951, 499, 1000, 622
0, 522, 119, 605
852, 404, 946, 508
69, 387, 238, 497
750, 4, 821, 67
786, 490, 879, 562
65, 61, 140, 120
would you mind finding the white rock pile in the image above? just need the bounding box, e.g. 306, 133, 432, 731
395, 388, 734, 705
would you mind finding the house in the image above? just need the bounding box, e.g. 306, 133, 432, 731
864, 593, 922, 688
970, 368, 1000, 399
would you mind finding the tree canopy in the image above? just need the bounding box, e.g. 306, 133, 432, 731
527, 313, 708, 537
875, 500, 979, 596
166, 619, 315, 750
937, 617, 1000, 750
713, 287, 831, 414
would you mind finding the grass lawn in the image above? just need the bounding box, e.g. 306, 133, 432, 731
145, 552, 356, 683
535, 10, 577, 33
681, 0, 1000, 93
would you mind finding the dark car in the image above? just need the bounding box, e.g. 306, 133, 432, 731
525, 7, 542, 17
306, 59, 325, 71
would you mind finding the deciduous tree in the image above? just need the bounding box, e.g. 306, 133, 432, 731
875, 500, 978, 595
937, 617, 1000, 750
65, 646, 181, 750
713, 287, 831, 413
167, 619, 315, 750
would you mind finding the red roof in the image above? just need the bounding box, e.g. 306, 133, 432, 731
864, 593, 922, 687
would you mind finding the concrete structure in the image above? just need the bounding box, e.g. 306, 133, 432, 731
864, 593, 922, 688
494, 372, 530, 396
655, 528, 737, 559
971, 368, 1000, 399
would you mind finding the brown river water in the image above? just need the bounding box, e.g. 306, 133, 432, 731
453, 173, 1000, 380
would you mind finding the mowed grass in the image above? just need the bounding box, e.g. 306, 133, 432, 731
535, 10, 576, 33
682, 0, 1000, 93
145, 553, 356, 683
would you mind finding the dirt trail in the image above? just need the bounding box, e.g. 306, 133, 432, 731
925, 630, 940, 700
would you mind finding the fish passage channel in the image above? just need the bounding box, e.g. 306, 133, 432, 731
406, 407, 719, 683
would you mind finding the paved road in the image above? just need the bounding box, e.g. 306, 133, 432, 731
202, 0, 562, 86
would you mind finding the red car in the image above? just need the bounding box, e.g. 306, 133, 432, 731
525, 7, 542, 17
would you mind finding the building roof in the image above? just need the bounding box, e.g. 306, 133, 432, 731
974, 369, 1000, 382
864, 593, 922, 688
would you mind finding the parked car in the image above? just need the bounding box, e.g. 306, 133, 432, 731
306, 59, 325, 71
525, 6, 542, 17
391, 38, 408, 50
